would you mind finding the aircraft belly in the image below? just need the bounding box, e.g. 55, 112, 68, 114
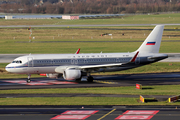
9, 68, 27, 74
35, 67, 56, 74
21, 67, 56, 74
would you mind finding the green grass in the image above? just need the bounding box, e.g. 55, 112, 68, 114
0, 28, 180, 54
1, 83, 179, 105
0, 84, 180, 105
1, 41, 180, 54
0, 97, 179, 105
0, 41, 142, 54
0, 85, 180, 96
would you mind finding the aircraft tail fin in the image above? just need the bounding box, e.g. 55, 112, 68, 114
135, 25, 164, 53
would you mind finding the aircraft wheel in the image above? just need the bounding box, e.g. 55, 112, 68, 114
27, 74, 31, 83
87, 76, 93, 83
27, 79, 31, 83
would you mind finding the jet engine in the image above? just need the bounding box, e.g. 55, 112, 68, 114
63, 69, 81, 80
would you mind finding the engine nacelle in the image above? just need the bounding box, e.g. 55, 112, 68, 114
63, 69, 81, 80
46, 73, 62, 78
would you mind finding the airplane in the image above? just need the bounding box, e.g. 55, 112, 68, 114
5, 25, 168, 83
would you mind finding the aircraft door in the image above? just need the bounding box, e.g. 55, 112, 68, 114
28, 57, 33, 67
75, 59, 78, 64
71, 59, 74, 64
84, 59, 88, 64
71, 59, 78, 64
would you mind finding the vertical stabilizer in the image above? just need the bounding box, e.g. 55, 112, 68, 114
135, 25, 164, 53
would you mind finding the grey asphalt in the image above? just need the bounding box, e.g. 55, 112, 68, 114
0, 106, 180, 120
1, 72, 180, 102
1, 72, 180, 89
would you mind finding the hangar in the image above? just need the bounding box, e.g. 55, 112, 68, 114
62, 15, 79, 20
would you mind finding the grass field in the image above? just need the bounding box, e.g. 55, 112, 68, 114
0, 97, 179, 105
0, 85, 179, 95
0, 28, 180, 54
0, 85, 180, 105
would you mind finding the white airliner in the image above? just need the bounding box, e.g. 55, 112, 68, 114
6, 25, 168, 83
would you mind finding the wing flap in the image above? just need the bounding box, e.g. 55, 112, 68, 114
80, 63, 123, 69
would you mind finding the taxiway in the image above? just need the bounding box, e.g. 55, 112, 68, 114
1, 72, 180, 90
0, 106, 180, 120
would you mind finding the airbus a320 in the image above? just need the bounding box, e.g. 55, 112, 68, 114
6, 25, 168, 83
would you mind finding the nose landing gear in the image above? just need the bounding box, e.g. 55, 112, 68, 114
27, 74, 31, 83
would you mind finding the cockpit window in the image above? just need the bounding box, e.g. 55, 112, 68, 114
12, 60, 22, 64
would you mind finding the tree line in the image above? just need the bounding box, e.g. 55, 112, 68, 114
0, 0, 180, 14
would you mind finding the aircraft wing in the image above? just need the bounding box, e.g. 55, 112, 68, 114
55, 52, 139, 73
80, 51, 139, 70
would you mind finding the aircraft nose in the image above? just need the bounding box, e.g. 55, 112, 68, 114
5, 64, 14, 72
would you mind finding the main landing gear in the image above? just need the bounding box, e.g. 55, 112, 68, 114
27, 74, 31, 83
87, 75, 94, 83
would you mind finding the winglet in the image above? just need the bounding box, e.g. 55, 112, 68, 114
75, 48, 80, 54
130, 51, 139, 62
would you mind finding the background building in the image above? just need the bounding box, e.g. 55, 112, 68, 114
62, 15, 79, 20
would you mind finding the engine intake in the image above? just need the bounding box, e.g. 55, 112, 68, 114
63, 69, 81, 80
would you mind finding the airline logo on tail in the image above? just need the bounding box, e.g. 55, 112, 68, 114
146, 42, 156, 45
